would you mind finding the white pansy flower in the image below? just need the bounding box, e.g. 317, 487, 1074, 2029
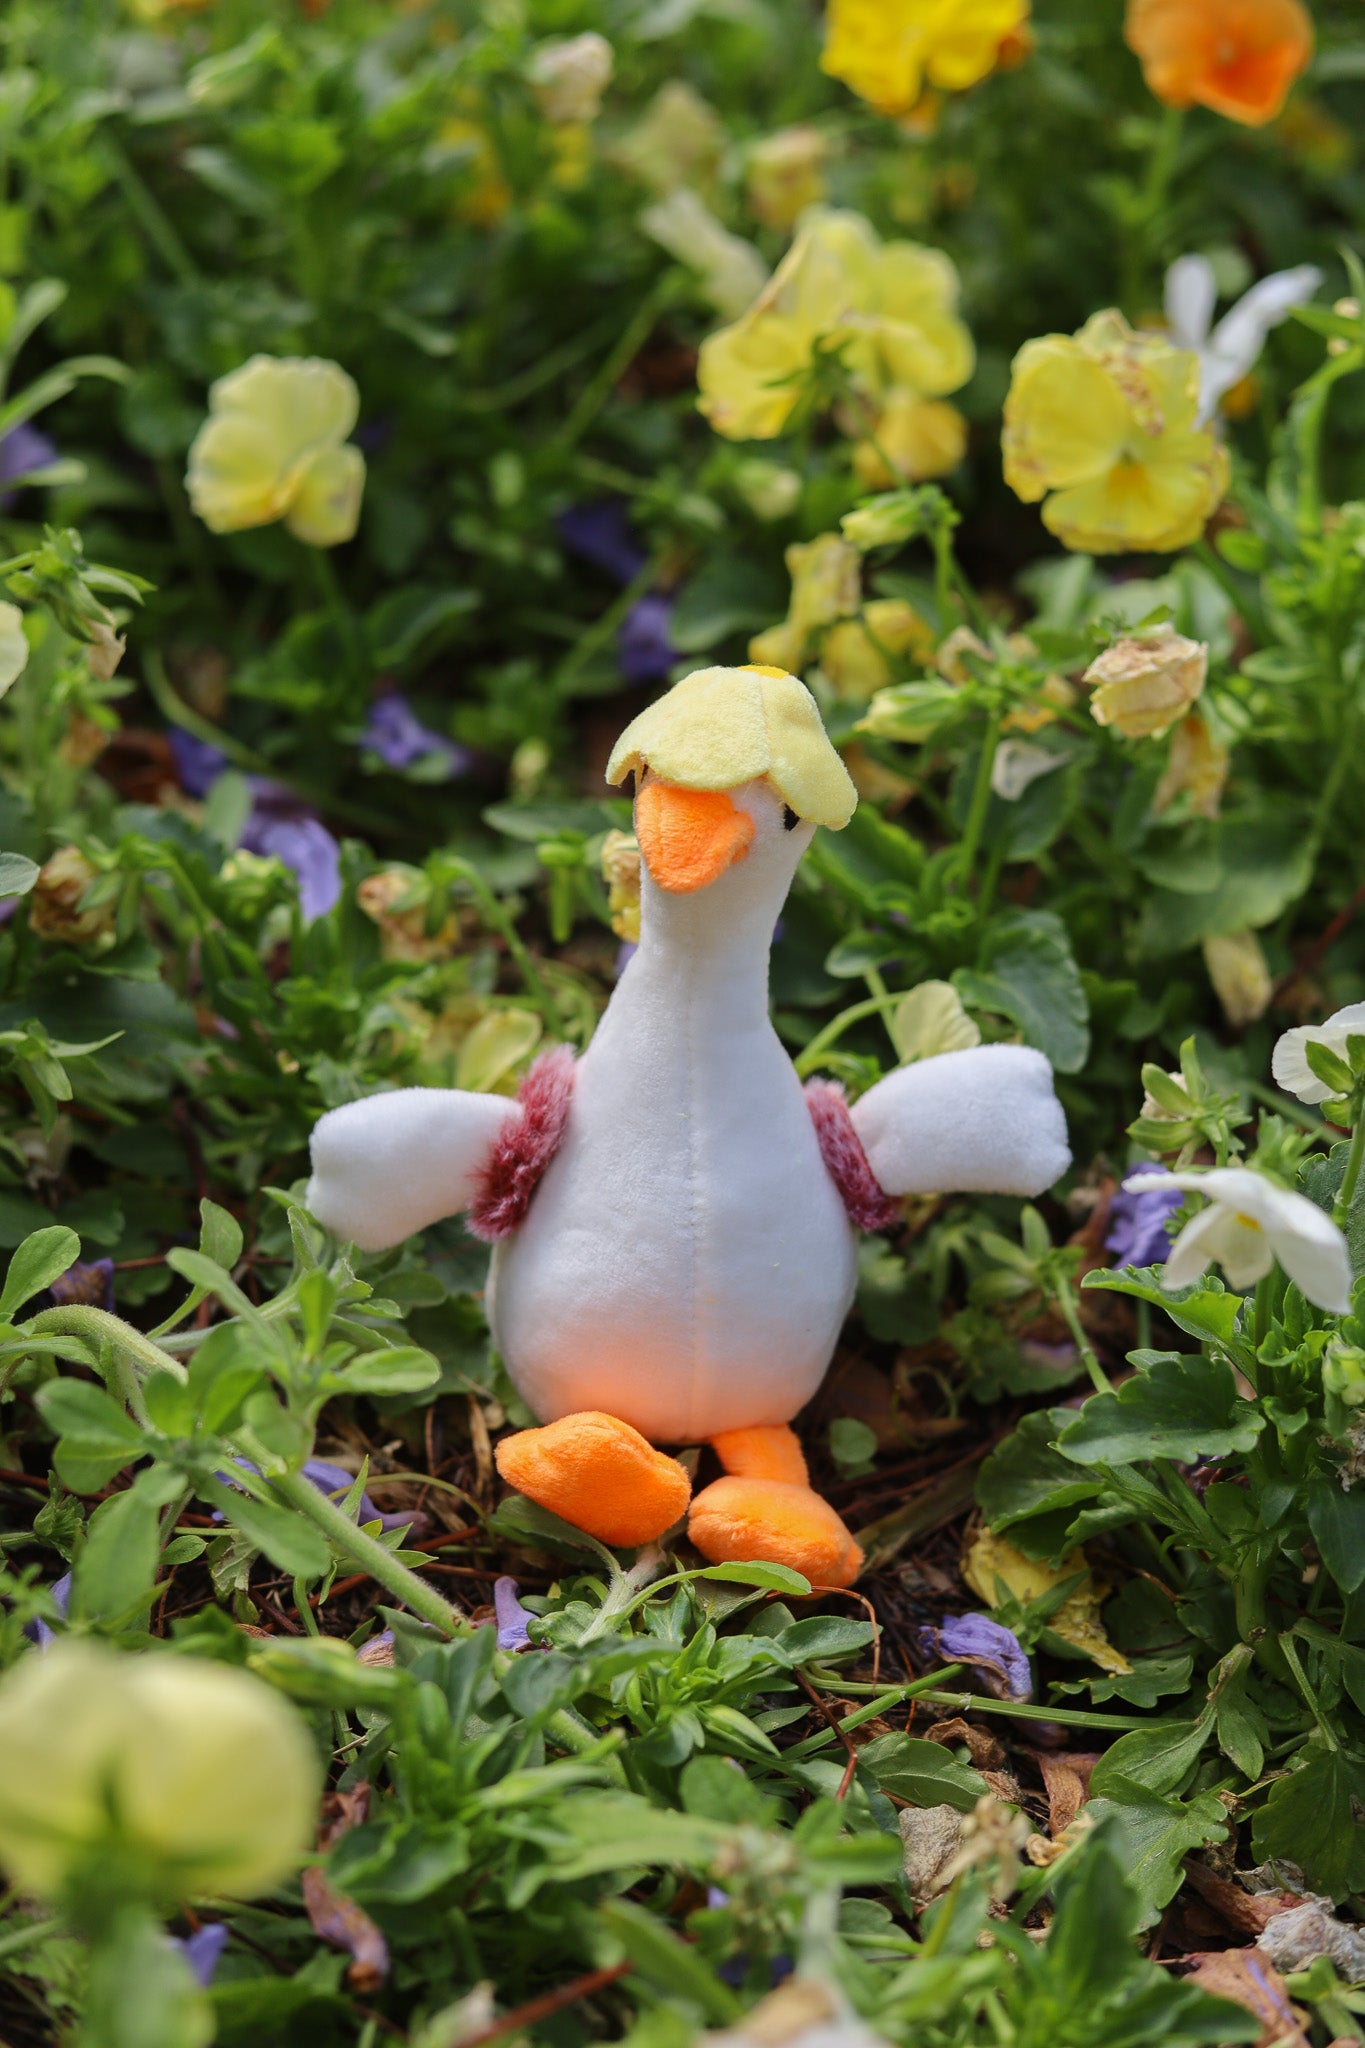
990, 738, 1066, 802
1272, 1002, 1365, 1105
1127, 1165, 1352, 1312
640, 190, 768, 320
1166, 254, 1323, 425
0, 603, 28, 696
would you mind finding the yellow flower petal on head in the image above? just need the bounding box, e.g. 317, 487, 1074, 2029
286, 442, 366, 548
1002, 334, 1130, 501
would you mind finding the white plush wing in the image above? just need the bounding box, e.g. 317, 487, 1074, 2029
307, 1088, 520, 1251
849, 1045, 1070, 1198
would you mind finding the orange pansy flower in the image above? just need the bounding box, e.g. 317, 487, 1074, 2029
1125, 0, 1314, 128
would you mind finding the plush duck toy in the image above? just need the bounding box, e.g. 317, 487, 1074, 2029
307, 666, 1069, 1587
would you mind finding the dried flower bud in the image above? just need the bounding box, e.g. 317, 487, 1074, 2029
528, 33, 613, 126
85, 619, 126, 681
600, 829, 641, 943
29, 848, 114, 946
1083, 623, 1208, 739
1153, 710, 1229, 819
1203, 928, 1272, 1029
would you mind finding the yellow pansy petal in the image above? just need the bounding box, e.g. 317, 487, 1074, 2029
186, 414, 302, 533
822, 0, 926, 116
925, 0, 1030, 90
1002, 334, 1130, 501
186, 354, 361, 537
285, 443, 367, 548
872, 305, 975, 396
697, 313, 814, 440
1043, 433, 1228, 555
854, 394, 967, 487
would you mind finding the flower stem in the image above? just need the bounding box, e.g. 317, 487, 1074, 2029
954, 710, 1002, 896
794, 992, 906, 1077
268, 1469, 466, 1638
25, 1306, 188, 1384
1053, 1274, 1109, 1395
1333, 1100, 1365, 1229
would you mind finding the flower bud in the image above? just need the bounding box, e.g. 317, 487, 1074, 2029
85, 618, 126, 682
1153, 710, 1228, 819
1083, 623, 1208, 739
0, 1645, 320, 1904
600, 829, 641, 943
744, 126, 828, 233
1203, 928, 1272, 1029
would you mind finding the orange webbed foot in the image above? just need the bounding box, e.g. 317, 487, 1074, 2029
495, 1411, 691, 1548
689, 1426, 863, 1589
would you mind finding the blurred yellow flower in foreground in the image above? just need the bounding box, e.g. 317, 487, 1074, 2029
852, 385, 968, 486
698, 209, 973, 443
0, 1644, 319, 1903
187, 355, 366, 546
1083, 622, 1208, 739
823, 0, 1031, 118
1003, 311, 1229, 554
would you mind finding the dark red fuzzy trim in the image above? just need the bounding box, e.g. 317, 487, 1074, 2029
805, 1079, 901, 1234
467, 1044, 576, 1241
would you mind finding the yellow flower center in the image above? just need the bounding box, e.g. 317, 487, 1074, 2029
1234, 1213, 1263, 1232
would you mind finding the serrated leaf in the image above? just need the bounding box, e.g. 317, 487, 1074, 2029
1251, 1744, 1365, 1901
1083, 1266, 1245, 1349
1085, 1784, 1228, 1927
954, 909, 1090, 1073
1059, 1353, 1264, 1467
1306, 1479, 1365, 1594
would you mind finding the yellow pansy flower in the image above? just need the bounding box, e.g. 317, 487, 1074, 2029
749, 531, 861, 672
823, 0, 1031, 119
821, 599, 935, 699
698, 208, 973, 443
852, 385, 968, 486
1153, 710, 1229, 820
1083, 623, 1208, 739
1002, 311, 1229, 554
186, 355, 366, 547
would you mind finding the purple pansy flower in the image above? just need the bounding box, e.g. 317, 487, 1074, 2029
173, 1923, 229, 1988
25, 1569, 71, 1650
361, 694, 470, 779
557, 501, 647, 584
618, 592, 678, 685
239, 810, 341, 921
48, 1258, 115, 1312
918, 1613, 1033, 1702
494, 1575, 541, 1651
1106, 1163, 1183, 1269
0, 424, 59, 508
169, 734, 342, 921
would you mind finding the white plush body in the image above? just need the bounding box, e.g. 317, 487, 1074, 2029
306, 778, 1071, 1447
489, 800, 857, 1442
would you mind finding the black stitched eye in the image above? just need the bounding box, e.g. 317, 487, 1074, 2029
782, 805, 800, 832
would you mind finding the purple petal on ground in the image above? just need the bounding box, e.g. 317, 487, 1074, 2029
557, 500, 646, 585
48, 1257, 115, 1312
918, 1613, 1033, 1702
1106, 1162, 1183, 1269
361, 694, 470, 777
494, 1574, 540, 1651
25, 1568, 71, 1650
301, 1459, 415, 1534
175, 1923, 229, 1988
241, 814, 341, 920
170, 728, 230, 799
618, 592, 677, 685
0, 424, 58, 505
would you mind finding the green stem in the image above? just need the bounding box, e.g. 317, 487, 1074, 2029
25, 1306, 188, 1383
954, 711, 1002, 896
0, 1916, 63, 1965
1278, 1630, 1338, 1750
1053, 1274, 1109, 1395
810, 1676, 1151, 1733
794, 993, 906, 1077
103, 136, 199, 287
308, 547, 368, 700
1333, 1104, 1365, 1229
551, 273, 677, 454
268, 1470, 465, 1638
449, 858, 553, 1016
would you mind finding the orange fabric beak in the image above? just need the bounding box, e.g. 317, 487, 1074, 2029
636, 780, 755, 894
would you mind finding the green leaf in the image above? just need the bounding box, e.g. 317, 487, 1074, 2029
1301, 1142, 1365, 1277
669, 552, 786, 652
0, 851, 38, 899
69, 1480, 160, 1627
976, 1407, 1105, 1540
776, 1616, 876, 1664
1084, 1786, 1228, 1928
197, 1197, 243, 1273
1134, 814, 1314, 955
698, 1560, 812, 1595
1058, 1354, 1264, 1467
36, 1377, 146, 1493
1090, 1716, 1210, 1797
1082, 1267, 1245, 1349
600, 1898, 741, 2027
857, 1732, 988, 1812
334, 1346, 441, 1395
1306, 1480, 1365, 1595
0, 1223, 81, 1318
954, 909, 1090, 1073
196, 1477, 330, 1579
1251, 1743, 1365, 1901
